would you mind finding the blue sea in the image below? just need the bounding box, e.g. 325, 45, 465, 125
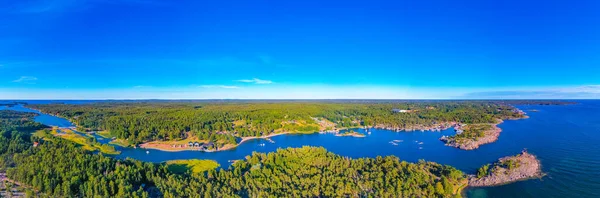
2, 100, 600, 198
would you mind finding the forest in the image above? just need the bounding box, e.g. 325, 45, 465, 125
28, 101, 529, 145
0, 110, 467, 197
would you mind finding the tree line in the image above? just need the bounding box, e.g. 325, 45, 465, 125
28, 101, 526, 145
1, 109, 467, 197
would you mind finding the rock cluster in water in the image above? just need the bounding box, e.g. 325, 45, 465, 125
469, 151, 542, 187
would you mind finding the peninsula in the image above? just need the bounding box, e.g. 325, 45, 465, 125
440, 122, 502, 150
469, 150, 542, 187
440, 108, 528, 150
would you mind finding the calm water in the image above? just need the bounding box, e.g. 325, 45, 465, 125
2, 100, 600, 198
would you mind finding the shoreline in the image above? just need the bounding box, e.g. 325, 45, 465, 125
468, 150, 543, 187
440, 123, 502, 150
139, 132, 297, 152
440, 113, 529, 150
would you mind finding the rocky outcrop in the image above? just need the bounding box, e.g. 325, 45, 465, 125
440, 124, 501, 150
469, 151, 542, 187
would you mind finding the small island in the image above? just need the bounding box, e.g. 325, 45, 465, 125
335, 130, 366, 138
469, 150, 542, 187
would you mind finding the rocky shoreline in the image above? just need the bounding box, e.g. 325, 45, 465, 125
334, 131, 366, 138
369, 121, 457, 132
440, 123, 502, 150
469, 151, 542, 187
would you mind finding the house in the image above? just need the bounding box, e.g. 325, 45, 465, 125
188, 142, 193, 147
194, 142, 200, 147
33, 142, 39, 147
456, 129, 464, 135
392, 109, 410, 113
202, 142, 215, 150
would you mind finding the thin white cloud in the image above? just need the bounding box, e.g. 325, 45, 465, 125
12, 76, 37, 84
237, 78, 273, 84
462, 84, 600, 99
133, 85, 151, 88
559, 85, 600, 93
199, 85, 240, 89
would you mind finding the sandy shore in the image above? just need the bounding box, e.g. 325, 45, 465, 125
139, 132, 294, 152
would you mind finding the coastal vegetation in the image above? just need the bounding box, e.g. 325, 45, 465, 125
470, 151, 542, 187
440, 123, 503, 150
1, 110, 471, 197
28, 101, 529, 150
34, 128, 120, 155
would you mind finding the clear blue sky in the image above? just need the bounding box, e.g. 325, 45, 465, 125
1, 0, 599, 99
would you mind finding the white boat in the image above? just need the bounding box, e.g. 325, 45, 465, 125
146, 151, 150, 154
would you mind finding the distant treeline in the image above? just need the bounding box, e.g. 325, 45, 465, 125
0, 110, 466, 197
28, 101, 533, 144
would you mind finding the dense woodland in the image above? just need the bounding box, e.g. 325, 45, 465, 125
29, 101, 529, 144
0, 110, 467, 197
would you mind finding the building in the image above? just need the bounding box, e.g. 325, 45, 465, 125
202, 142, 215, 150
392, 109, 410, 113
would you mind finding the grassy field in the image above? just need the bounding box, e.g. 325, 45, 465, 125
96, 130, 115, 138
109, 139, 132, 147
39, 128, 121, 155
165, 159, 219, 174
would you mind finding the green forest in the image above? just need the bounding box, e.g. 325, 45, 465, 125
0, 109, 468, 197
28, 101, 529, 145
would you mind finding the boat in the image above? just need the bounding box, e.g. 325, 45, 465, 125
392, 140, 403, 143
146, 151, 150, 154
265, 138, 275, 143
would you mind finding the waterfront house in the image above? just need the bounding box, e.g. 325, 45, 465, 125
194, 142, 200, 147
203, 142, 215, 150
188, 142, 193, 147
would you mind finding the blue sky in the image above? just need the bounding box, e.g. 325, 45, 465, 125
1, 0, 599, 99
